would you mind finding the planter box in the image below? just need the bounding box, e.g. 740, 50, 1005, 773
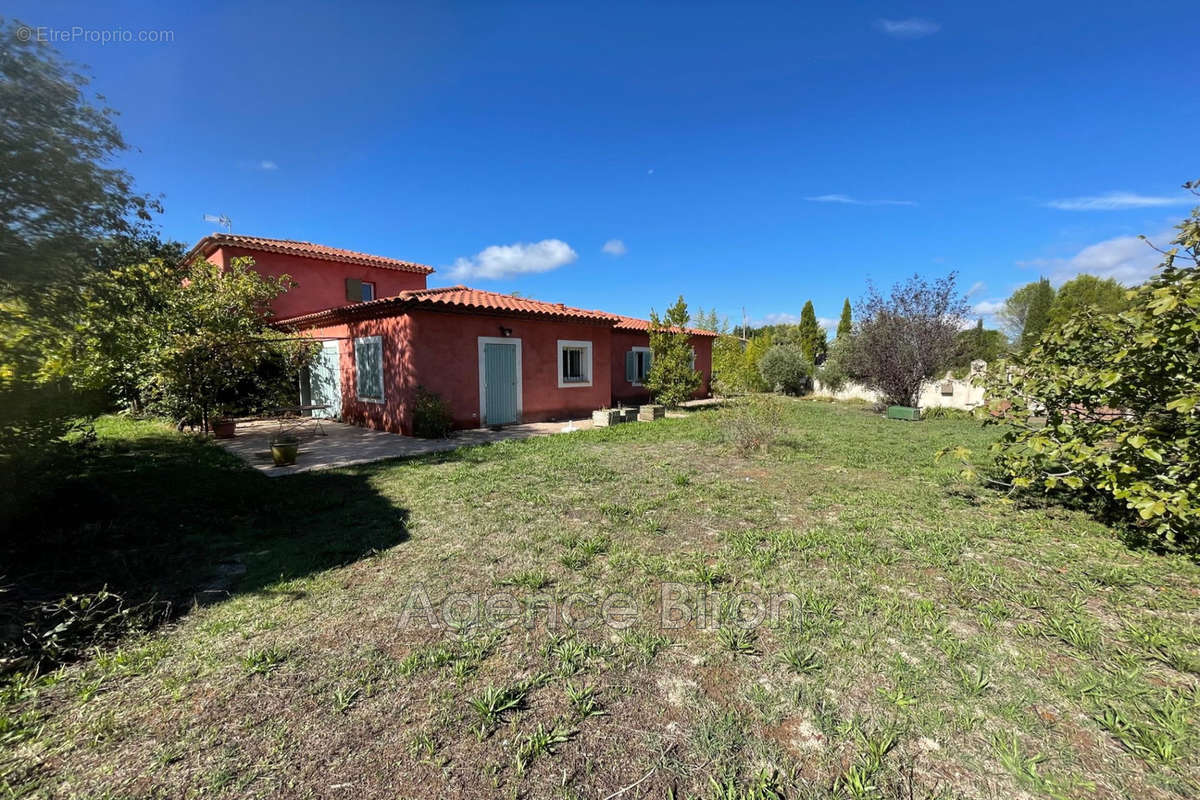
620, 408, 638, 424
637, 404, 665, 422
592, 408, 622, 427
886, 405, 922, 421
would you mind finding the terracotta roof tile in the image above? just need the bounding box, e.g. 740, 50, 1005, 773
275, 286, 619, 326
186, 234, 434, 274
612, 314, 719, 337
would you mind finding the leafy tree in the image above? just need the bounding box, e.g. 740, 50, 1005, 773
815, 333, 858, 392
1048, 274, 1130, 329
848, 273, 969, 406
797, 300, 826, 364
950, 319, 1008, 370
0, 22, 165, 467
712, 333, 769, 395
836, 298, 853, 340
758, 344, 811, 395
691, 306, 724, 333
0, 19, 160, 307
997, 278, 1056, 353
1019, 278, 1055, 352
955, 191, 1200, 552
140, 257, 316, 430
38, 257, 179, 408
742, 334, 772, 391
645, 295, 702, 407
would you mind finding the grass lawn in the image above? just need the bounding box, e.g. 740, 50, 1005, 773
2, 399, 1199, 799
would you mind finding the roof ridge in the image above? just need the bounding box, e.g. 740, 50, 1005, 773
185, 233, 434, 275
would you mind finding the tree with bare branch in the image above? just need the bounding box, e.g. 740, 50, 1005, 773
849, 273, 969, 406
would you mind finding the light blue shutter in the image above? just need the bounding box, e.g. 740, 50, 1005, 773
625, 351, 637, 382
643, 350, 653, 380
355, 337, 383, 401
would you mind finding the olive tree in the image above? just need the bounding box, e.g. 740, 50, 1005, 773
758, 344, 811, 395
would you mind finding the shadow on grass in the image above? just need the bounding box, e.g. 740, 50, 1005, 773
0, 420, 410, 670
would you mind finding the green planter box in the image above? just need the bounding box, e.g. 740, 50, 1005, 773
886, 405, 922, 421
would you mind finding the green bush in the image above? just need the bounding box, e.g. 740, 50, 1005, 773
815, 335, 858, 392
412, 386, 454, 438
757, 345, 811, 395
721, 395, 786, 456
952, 192, 1200, 552
712, 333, 769, 396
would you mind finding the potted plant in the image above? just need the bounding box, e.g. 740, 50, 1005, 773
270, 433, 300, 466
211, 415, 237, 439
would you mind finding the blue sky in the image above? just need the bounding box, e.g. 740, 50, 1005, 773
10, 0, 1195, 329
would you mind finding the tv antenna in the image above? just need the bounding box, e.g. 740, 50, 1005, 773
203, 213, 232, 233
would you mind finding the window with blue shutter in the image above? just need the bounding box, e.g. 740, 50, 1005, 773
354, 335, 384, 402
629, 347, 652, 384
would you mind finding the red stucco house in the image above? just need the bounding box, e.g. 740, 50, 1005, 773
184, 234, 715, 435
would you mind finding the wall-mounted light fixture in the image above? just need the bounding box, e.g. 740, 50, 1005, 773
499, 326, 513, 337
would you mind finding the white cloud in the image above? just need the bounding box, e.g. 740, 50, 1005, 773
257, 160, 278, 170
450, 239, 578, 280
876, 18, 941, 38
805, 194, 916, 207
602, 239, 628, 256
816, 317, 837, 332
1019, 229, 1172, 286
761, 312, 801, 325
1044, 192, 1190, 211
966, 281, 986, 298
971, 299, 1006, 316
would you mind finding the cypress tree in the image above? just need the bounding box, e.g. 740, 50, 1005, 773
836, 298, 852, 339
797, 300, 825, 364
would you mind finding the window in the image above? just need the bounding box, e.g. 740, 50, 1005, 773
345, 278, 376, 302
557, 340, 593, 387
690, 347, 696, 370
626, 347, 652, 385
354, 335, 384, 402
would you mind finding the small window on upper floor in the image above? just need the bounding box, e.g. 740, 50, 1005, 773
346, 278, 377, 303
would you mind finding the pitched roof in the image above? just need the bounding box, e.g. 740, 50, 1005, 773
274, 286, 619, 327
185, 234, 434, 275
612, 314, 719, 337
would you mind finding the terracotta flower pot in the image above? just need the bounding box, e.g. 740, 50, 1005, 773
212, 419, 237, 439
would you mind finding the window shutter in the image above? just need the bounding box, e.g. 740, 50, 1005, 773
626, 351, 637, 382
346, 278, 362, 302
644, 350, 653, 377
354, 337, 383, 400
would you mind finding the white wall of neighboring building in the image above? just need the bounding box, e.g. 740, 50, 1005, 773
813, 361, 988, 411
